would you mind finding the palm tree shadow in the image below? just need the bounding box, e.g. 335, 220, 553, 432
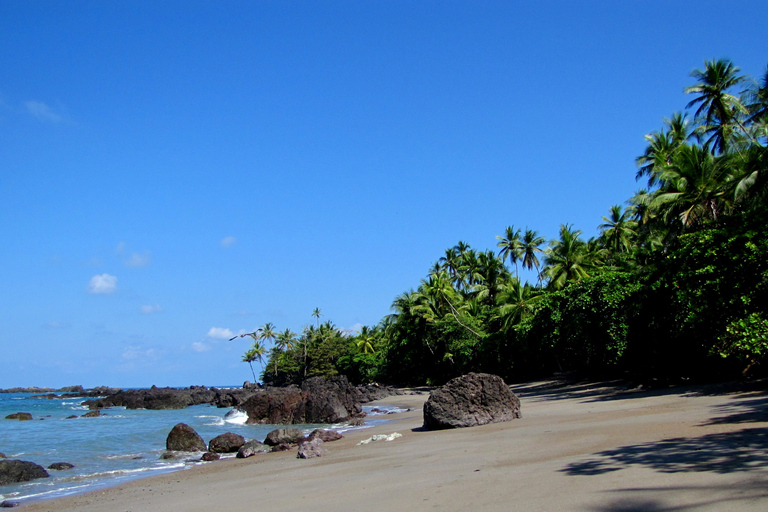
563, 427, 768, 476
700, 394, 768, 425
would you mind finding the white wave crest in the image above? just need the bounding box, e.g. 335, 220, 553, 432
223, 409, 248, 425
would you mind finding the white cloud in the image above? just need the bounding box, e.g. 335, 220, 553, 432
191, 341, 211, 353
125, 251, 151, 267
24, 100, 64, 123
140, 304, 163, 314
121, 346, 160, 361
88, 274, 117, 294
207, 327, 234, 339
221, 236, 236, 248
43, 321, 70, 329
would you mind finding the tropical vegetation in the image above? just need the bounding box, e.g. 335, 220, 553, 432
241, 59, 768, 386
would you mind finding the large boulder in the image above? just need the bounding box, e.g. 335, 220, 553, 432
165, 423, 207, 452
208, 432, 245, 453
0, 460, 50, 485
423, 373, 521, 430
237, 376, 363, 425
307, 429, 343, 442
263, 428, 305, 446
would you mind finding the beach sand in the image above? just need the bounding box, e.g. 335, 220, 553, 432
19, 379, 768, 511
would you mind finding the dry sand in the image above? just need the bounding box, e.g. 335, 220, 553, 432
19, 379, 768, 511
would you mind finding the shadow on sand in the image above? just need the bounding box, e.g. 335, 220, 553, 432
562, 427, 768, 476
588, 481, 768, 511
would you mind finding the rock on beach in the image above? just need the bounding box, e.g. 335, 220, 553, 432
423, 373, 521, 430
165, 423, 207, 452
0, 460, 50, 485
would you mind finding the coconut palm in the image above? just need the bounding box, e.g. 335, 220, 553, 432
519, 228, 546, 285
495, 279, 542, 330
636, 113, 691, 187
685, 59, 749, 154
311, 307, 322, 327
598, 205, 638, 254
496, 226, 522, 277
242, 340, 267, 382
543, 225, 590, 290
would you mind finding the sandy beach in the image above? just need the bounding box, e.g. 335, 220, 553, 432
18, 379, 768, 511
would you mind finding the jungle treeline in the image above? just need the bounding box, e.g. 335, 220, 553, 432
243, 59, 768, 386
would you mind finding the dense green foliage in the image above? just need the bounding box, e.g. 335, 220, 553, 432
244, 59, 768, 386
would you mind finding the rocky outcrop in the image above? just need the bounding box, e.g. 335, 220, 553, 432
236, 440, 269, 458
0, 460, 50, 485
201, 452, 220, 462
82, 410, 101, 418
422, 373, 521, 430
48, 462, 74, 470
237, 376, 363, 425
297, 438, 326, 459
264, 428, 305, 446
307, 429, 343, 442
4, 413, 32, 421
82, 386, 217, 410
165, 423, 207, 452
208, 432, 245, 453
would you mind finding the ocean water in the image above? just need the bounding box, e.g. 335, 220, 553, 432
0, 391, 402, 505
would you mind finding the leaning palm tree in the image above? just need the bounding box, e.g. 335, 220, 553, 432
242, 340, 267, 382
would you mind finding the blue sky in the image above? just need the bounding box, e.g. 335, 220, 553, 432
2, 1, 766, 388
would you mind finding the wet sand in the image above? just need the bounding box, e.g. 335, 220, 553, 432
19, 379, 768, 511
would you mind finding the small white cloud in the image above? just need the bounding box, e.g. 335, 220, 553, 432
221, 236, 237, 248
121, 346, 160, 360
207, 327, 234, 339
140, 304, 163, 314
25, 100, 64, 123
88, 274, 117, 294
43, 321, 70, 329
191, 341, 211, 352
125, 251, 151, 267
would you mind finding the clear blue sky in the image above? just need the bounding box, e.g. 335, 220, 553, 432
2, 1, 766, 388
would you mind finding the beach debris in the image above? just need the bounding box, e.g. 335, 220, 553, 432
201, 452, 220, 462
264, 428, 306, 447
357, 433, 403, 445
208, 432, 245, 453
423, 373, 521, 430
0, 460, 50, 485
165, 423, 207, 452
236, 440, 269, 458
307, 429, 343, 443
297, 437, 327, 459
48, 462, 75, 470
4, 413, 32, 421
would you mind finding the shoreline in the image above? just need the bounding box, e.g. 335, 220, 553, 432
15, 379, 768, 511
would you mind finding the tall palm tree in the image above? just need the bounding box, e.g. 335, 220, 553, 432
242, 340, 267, 383
519, 228, 546, 285
543, 225, 590, 290
636, 113, 691, 187
260, 322, 277, 347
496, 226, 522, 277
685, 58, 749, 154
311, 307, 322, 327
494, 279, 542, 330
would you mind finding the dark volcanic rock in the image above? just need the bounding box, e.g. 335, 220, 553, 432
201, 452, 220, 462
0, 453, 5, 458
264, 428, 305, 446
356, 383, 400, 403
208, 432, 245, 453
165, 423, 207, 452
297, 437, 326, 459
0, 500, 19, 507
48, 462, 74, 470
301, 376, 362, 423
269, 443, 292, 452
423, 373, 521, 430
237, 376, 363, 425
4, 413, 32, 421
236, 440, 269, 458
307, 429, 343, 442
82, 410, 101, 418
82, 386, 217, 410
0, 460, 50, 485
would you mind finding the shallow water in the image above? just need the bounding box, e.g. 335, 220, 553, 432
0, 391, 401, 505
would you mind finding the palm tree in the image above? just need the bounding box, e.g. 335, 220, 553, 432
242, 339, 267, 382
685, 58, 749, 154
355, 326, 377, 354
260, 322, 277, 347
275, 328, 296, 352
496, 226, 522, 277
519, 228, 546, 285
636, 113, 691, 187
312, 307, 322, 327
598, 205, 638, 254
495, 279, 542, 330
543, 225, 590, 290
